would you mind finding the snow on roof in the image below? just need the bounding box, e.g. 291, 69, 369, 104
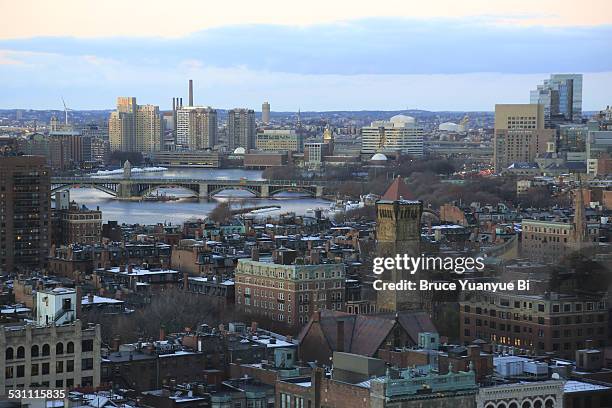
82, 295, 124, 305
564, 380, 610, 393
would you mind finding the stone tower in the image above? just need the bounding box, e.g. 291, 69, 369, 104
375, 177, 423, 312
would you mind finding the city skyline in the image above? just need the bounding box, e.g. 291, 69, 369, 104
1, 1, 611, 111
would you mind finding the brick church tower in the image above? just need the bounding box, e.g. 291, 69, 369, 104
375, 177, 424, 312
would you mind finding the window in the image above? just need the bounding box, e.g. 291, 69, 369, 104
17, 346, 25, 359
17, 365, 25, 378
31, 345, 39, 357
56, 361, 64, 373
5, 366, 13, 379
82, 339, 93, 352
66, 360, 74, 372
42, 344, 50, 356
67, 342, 74, 354
6, 347, 13, 360
81, 376, 93, 387
31, 364, 39, 376
81, 358, 94, 370
42, 363, 50, 375
56, 342, 64, 355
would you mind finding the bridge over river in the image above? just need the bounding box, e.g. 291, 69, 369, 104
51, 175, 326, 199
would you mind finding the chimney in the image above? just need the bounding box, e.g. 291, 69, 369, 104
188, 79, 194, 106
112, 336, 121, 352
159, 327, 166, 341
76, 286, 83, 319
251, 321, 258, 333
172, 97, 176, 112
336, 320, 344, 352
310, 250, 320, 265
127, 264, 133, 273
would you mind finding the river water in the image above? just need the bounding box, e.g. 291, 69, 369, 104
65, 167, 331, 225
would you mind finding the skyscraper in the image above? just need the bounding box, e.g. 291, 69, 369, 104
493, 104, 555, 172
0, 155, 51, 273
262, 101, 270, 125
176, 106, 218, 150
227, 108, 256, 151
530, 74, 583, 124
109, 97, 162, 153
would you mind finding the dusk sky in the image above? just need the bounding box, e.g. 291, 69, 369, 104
1, 0, 611, 111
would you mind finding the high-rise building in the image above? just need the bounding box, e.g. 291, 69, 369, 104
493, 104, 555, 172
176, 106, 218, 149
109, 97, 162, 153
530, 74, 582, 124
0, 156, 51, 273
227, 108, 256, 151
375, 177, 423, 312
361, 115, 424, 157
262, 101, 270, 125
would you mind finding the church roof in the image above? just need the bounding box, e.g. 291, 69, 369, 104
381, 177, 414, 201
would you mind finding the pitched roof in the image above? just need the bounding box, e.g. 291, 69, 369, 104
299, 309, 435, 357
381, 177, 414, 201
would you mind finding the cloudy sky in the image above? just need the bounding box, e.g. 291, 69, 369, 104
1, 0, 611, 111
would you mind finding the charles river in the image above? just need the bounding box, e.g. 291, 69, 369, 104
66, 167, 331, 225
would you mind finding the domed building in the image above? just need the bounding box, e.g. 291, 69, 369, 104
233, 147, 246, 155
370, 153, 388, 163
389, 115, 416, 126
439, 122, 460, 132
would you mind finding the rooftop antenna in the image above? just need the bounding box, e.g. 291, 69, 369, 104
61, 97, 72, 126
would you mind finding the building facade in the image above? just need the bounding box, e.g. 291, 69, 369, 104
109, 97, 162, 153
361, 115, 424, 157
0, 320, 102, 393
256, 129, 303, 152
460, 291, 608, 359
227, 108, 256, 151
176, 106, 218, 149
0, 155, 51, 273
493, 104, 555, 172
234, 256, 346, 327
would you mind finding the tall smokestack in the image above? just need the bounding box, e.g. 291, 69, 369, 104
172, 98, 176, 112
179, 98, 183, 108
188, 80, 193, 106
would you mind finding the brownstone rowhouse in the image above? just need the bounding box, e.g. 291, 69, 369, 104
0, 155, 51, 273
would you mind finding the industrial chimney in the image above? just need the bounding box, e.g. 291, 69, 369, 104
188, 79, 194, 106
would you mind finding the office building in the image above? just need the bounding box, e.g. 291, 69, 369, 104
493, 104, 555, 172
150, 150, 220, 167
586, 131, 612, 175
109, 97, 162, 153
227, 108, 256, 151
256, 129, 303, 152
262, 101, 270, 124
530, 74, 583, 124
176, 106, 218, 149
0, 155, 51, 273
234, 250, 346, 328
361, 115, 424, 157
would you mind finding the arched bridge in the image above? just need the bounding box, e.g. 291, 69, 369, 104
51, 176, 326, 199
